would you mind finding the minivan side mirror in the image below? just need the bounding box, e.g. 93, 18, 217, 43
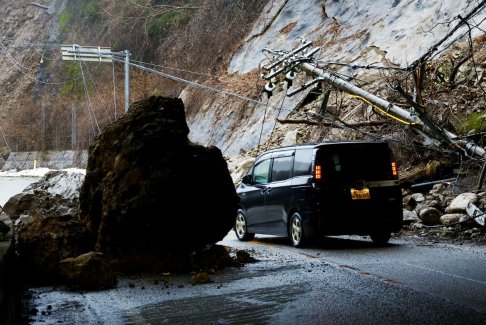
242, 175, 254, 185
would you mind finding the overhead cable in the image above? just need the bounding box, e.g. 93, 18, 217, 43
115, 58, 278, 109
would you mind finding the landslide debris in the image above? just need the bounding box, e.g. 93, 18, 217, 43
4, 96, 247, 289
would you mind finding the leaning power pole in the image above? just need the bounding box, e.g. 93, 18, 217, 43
260, 40, 486, 159
61, 45, 131, 113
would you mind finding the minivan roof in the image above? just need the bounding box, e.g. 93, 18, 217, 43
257, 140, 388, 157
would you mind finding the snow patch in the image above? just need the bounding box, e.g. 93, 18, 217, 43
0, 168, 86, 178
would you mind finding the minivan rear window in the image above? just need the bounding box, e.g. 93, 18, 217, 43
293, 148, 313, 177
316, 143, 393, 181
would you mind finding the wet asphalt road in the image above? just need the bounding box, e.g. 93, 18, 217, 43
24, 232, 486, 324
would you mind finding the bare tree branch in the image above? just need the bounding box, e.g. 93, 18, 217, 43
276, 118, 388, 128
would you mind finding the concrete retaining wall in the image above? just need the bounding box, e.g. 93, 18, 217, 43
1, 150, 88, 171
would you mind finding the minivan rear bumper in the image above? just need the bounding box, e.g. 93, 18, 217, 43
313, 185, 403, 236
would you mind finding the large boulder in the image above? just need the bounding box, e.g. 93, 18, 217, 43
79, 96, 238, 270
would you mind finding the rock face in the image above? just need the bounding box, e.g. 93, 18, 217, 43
79, 96, 238, 269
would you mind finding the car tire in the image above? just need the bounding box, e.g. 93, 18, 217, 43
289, 212, 305, 248
370, 229, 391, 246
235, 210, 255, 241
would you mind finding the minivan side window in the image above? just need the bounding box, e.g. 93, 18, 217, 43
271, 156, 293, 182
293, 148, 313, 177
253, 159, 271, 184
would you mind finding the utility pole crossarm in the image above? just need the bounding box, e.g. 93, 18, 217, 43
61, 44, 131, 113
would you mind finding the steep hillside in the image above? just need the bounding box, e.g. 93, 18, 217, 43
1, 0, 486, 180
0, 0, 265, 153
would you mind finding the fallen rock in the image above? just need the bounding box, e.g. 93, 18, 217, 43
236, 250, 257, 264
59, 251, 116, 289
79, 96, 239, 270
403, 193, 426, 210
418, 207, 442, 225
410, 193, 425, 203
446, 193, 479, 213
429, 182, 449, 195
191, 245, 239, 272
403, 209, 419, 222
440, 213, 465, 225
191, 272, 212, 285
2, 192, 35, 220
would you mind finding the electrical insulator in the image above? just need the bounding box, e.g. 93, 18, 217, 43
265, 82, 276, 92
264, 82, 276, 97
284, 70, 296, 88
285, 70, 296, 80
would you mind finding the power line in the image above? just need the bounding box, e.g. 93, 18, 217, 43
0, 40, 81, 85
83, 62, 114, 123
78, 61, 101, 135
116, 57, 277, 109
411, 0, 486, 69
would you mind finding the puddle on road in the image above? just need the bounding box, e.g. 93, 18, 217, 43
123, 284, 307, 324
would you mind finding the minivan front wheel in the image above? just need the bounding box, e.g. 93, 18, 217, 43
289, 212, 305, 248
235, 211, 255, 241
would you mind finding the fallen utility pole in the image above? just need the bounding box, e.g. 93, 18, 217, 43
261, 41, 486, 160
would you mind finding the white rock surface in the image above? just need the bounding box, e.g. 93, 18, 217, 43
446, 193, 479, 213
281, 130, 299, 147
229, 0, 486, 74
440, 213, 465, 225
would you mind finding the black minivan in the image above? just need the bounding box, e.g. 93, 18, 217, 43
235, 141, 403, 247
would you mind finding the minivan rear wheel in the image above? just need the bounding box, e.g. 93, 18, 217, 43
289, 212, 305, 248
235, 211, 255, 241
370, 229, 392, 246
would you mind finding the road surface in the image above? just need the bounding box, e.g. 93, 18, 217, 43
22, 232, 486, 324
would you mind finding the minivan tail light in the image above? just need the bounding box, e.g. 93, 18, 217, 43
314, 165, 322, 180
391, 162, 398, 177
